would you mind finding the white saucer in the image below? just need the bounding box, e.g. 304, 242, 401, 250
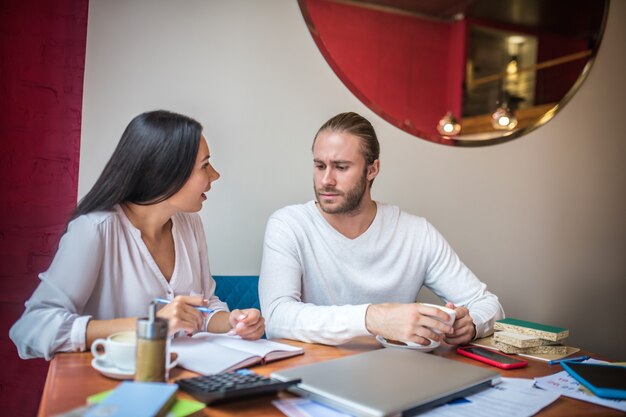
91, 354, 179, 380
376, 335, 440, 352
91, 358, 134, 380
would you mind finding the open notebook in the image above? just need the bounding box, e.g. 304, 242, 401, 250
171, 333, 303, 375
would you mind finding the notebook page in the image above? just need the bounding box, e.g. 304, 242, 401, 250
172, 334, 261, 374
208, 333, 303, 361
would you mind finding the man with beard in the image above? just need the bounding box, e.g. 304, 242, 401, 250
259, 112, 504, 346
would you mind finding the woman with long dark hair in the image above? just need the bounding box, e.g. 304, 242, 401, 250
10, 110, 264, 360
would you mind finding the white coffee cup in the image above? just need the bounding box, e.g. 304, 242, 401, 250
91, 331, 179, 374
91, 331, 136, 371
419, 303, 456, 343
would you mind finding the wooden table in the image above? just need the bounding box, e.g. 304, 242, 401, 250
38, 337, 621, 417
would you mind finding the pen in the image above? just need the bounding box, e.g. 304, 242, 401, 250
154, 298, 215, 314
548, 355, 590, 366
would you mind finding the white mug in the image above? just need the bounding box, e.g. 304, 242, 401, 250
91, 330, 179, 373
91, 331, 136, 371
419, 303, 456, 343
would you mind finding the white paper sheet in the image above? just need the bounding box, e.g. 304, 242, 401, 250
421, 378, 560, 417
273, 398, 354, 417
534, 359, 626, 412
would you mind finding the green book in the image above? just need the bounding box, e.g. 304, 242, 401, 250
494, 318, 569, 341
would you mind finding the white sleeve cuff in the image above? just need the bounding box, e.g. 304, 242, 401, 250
70, 315, 92, 352
469, 312, 493, 339
349, 304, 371, 337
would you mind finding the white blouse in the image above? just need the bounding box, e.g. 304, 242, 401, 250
9, 204, 228, 360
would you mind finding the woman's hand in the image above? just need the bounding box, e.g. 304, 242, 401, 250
156, 295, 206, 335
228, 308, 265, 340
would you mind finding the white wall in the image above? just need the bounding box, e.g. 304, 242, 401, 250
81, 0, 626, 359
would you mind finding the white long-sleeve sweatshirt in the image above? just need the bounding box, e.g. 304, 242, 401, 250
259, 201, 504, 345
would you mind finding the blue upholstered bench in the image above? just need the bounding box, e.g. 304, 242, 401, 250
213, 275, 260, 311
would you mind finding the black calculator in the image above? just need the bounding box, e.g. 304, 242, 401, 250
176, 369, 301, 404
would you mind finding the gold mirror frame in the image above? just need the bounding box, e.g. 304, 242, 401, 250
299, 0, 610, 146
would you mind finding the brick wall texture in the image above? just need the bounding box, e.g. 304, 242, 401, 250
0, 0, 88, 415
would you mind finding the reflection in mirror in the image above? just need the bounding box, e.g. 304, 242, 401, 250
299, 0, 609, 146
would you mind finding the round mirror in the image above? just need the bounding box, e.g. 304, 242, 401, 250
299, 0, 609, 146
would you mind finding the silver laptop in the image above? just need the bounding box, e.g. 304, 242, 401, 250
272, 348, 500, 417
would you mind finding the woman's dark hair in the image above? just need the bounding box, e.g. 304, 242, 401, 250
71, 110, 202, 220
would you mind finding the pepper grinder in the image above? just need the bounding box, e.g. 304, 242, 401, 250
135, 301, 169, 382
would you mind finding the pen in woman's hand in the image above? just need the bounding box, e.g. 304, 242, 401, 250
154, 298, 215, 314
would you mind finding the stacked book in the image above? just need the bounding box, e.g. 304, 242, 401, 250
492, 318, 569, 355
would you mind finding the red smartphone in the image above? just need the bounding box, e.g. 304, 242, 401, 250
457, 345, 528, 369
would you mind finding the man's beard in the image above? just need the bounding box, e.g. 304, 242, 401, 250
315, 170, 367, 215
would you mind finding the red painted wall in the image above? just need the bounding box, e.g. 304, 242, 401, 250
0, 0, 88, 415
535, 33, 588, 105
305, 0, 465, 136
